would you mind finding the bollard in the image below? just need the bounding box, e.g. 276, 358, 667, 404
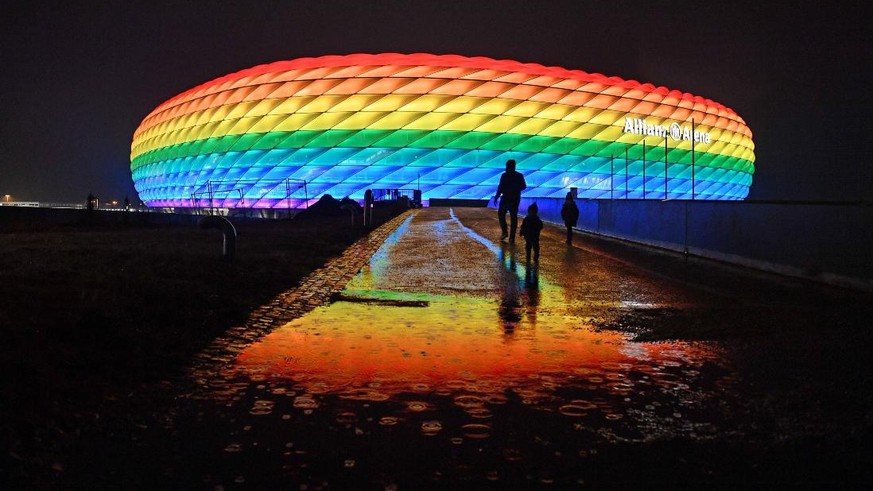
363, 189, 374, 228
198, 215, 237, 261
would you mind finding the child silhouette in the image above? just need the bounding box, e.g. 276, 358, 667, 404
519, 203, 543, 263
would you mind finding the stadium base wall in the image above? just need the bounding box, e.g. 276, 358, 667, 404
508, 198, 873, 292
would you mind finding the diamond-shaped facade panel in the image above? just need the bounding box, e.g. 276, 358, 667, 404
130, 53, 755, 208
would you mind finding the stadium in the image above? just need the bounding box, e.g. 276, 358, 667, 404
130, 53, 755, 208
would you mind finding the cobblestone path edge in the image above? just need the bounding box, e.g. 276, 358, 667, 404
188, 210, 415, 383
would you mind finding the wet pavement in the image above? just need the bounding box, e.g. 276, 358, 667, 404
79, 207, 873, 488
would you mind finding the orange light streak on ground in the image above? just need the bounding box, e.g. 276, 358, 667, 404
233, 289, 718, 400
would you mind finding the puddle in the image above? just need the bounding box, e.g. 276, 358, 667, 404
193, 207, 742, 486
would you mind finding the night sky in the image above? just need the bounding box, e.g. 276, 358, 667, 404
2, 0, 870, 203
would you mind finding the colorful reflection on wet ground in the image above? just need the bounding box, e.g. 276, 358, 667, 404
199, 208, 741, 487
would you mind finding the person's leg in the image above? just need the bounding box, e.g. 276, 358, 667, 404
566, 225, 572, 244
498, 202, 508, 238
525, 240, 532, 263
533, 239, 540, 261
508, 202, 519, 242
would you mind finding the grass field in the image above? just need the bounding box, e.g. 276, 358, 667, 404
0, 207, 401, 485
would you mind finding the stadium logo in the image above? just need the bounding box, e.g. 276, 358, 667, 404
624, 118, 711, 144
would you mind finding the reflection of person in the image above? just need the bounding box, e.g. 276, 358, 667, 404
492, 159, 527, 242
497, 245, 521, 338
519, 203, 543, 263
523, 264, 540, 327
560, 192, 579, 244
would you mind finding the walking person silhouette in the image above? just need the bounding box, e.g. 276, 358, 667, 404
519, 202, 543, 263
492, 159, 527, 243
561, 191, 579, 244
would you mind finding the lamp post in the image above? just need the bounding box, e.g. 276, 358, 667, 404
642, 141, 646, 199
610, 155, 614, 200
691, 118, 696, 200
664, 134, 669, 199
625, 147, 629, 199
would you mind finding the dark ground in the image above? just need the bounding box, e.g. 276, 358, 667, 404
0, 205, 403, 488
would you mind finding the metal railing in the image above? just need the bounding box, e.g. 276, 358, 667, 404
190, 178, 308, 216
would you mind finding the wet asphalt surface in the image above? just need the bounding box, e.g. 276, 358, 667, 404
70, 207, 873, 489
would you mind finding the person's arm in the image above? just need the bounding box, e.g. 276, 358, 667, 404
493, 174, 505, 204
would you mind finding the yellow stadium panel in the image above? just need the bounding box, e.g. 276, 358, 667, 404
533, 104, 576, 121
224, 101, 259, 120
398, 94, 453, 112
435, 95, 487, 114
505, 100, 548, 118
272, 96, 317, 116
537, 120, 580, 139
468, 97, 517, 115
195, 121, 222, 140
297, 95, 346, 114
249, 114, 289, 133
272, 113, 320, 132
476, 115, 527, 133
565, 123, 612, 141
337, 111, 413, 130
441, 113, 496, 132
402, 111, 460, 130
367, 112, 420, 130
246, 98, 284, 118
562, 106, 600, 124
588, 109, 624, 126
330, 94, 382, 112
364, 94, 420, 112
300, 111, 355, 131
227, 116, 259, 136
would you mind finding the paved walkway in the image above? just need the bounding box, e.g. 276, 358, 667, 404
176, 206, 871, 489
190, 210, 414, 380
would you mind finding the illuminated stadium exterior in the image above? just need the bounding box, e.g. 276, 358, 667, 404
130, 53, 755, 208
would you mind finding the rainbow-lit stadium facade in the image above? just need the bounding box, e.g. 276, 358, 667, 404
130, 53, 755, 208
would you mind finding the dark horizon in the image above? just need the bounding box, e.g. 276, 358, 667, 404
2, 0, 870, 203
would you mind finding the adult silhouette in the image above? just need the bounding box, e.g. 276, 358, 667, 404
492, 159, 527, 242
